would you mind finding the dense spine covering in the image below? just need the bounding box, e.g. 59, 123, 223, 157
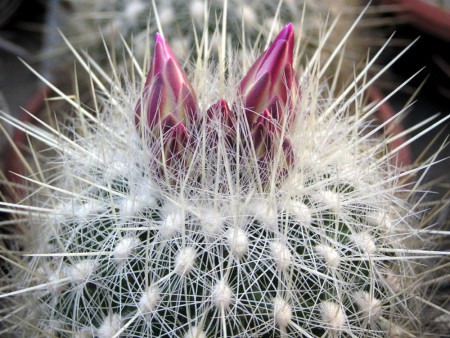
0, 5, 449, 338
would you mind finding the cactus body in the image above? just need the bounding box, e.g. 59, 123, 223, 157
0, 9, 448, 338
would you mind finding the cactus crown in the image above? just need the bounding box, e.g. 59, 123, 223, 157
0, 14, 447, 338
135, 24, 296, 187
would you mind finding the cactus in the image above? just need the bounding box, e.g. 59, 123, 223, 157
0, 10, 449, 338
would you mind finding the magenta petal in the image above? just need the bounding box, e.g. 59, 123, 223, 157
165, 60, 182, 97
250, 108, 294, 182
279, 64, 294, 103
179, 83, 198, 125
152, 35, 166, 75
243, 72, 271, 124
239, 53, 264, 92
256, 109, 275, 124
282, 137, 294, 168
161, 114, 178, 132
252, 110, 275, 154
272, 23, 294, 64
277, 23, 294, 41
207, 99, 231, 120
156, 33, 182, 66
135, 33, 198, 138
147, 75, 164, 128
251, 122, 266, 152
164, 123, 190, 163
268, 60, 290, 103
154, 33, 183, 72
243, 72, 270, 102
239, 23, 296, 127
256, 40, 288, 80
266, 95, 284, 121
171, 123, 189, 149
284, 63, 294, 86
206, 99, 236, 145
218, 98, 230, 111
255, 23, 294, 79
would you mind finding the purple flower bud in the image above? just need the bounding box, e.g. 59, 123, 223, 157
240, 23, 298, 126
206, 99, 235, 136
163, 123, 190, 169
251, 110, 294, 182
135, 34, 198, 135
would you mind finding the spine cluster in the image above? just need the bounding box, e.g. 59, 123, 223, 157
0, 6, 447, 338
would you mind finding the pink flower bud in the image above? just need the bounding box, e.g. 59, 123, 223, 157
163, 123, 190, 169
206, 99, 235, 137
251, 110, 294, 183
240, 23, 298, 126
135, 33, 198, 135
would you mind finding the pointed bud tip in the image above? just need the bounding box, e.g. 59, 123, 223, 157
155, 33, 164, 43
174, 123, 187, 132
261, 109, 272, 119
277, 23, 294, 41
219, 99, 229, 109
253, 109, 275, 129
